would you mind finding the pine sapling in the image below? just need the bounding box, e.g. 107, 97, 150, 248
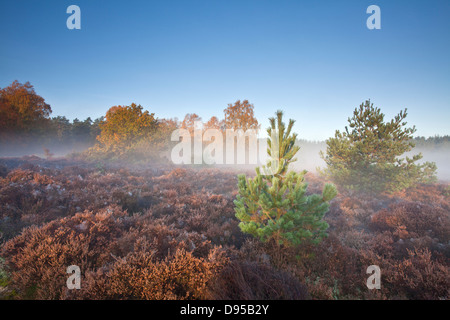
234, 111, 337, 247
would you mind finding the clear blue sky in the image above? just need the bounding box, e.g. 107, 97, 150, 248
1, 0, 449, 140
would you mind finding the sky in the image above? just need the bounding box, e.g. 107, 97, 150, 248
0, 0, 449, 141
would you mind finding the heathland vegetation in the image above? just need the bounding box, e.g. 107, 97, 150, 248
0, 80, 448, 300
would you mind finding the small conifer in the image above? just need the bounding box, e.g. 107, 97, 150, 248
234, 111, 337, 247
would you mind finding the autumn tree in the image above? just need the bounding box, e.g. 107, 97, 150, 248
0, 80, 51, 138
320, 100, 437, 194
204, 116, 223, 130
144, 117, 180, 159
95, 103, 158, 157
223, 100, 259, 132
181, 113, 202, 135
157, 118, 179, 137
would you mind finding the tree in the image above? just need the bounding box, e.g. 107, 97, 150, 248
72, 117, 94, 143
181, 113, 202, 135
87, 106, 178, 162
90, 117, 104, 141
96, 103, 158, 155
223, 100, 259, 132
50, 116, 71, 141
234, 111, 337, 247
145, 117, 180, 158
204, 116, 223, 131
0, 80, 51, 136
320, 100, 437, 194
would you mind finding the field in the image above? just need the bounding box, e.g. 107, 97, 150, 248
0, 156, 448, 300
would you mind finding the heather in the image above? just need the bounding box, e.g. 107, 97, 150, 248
0, 157, 448, 300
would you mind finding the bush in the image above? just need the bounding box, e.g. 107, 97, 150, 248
1, 205, 130, 299
207, 260, 310, 300
105, 247, 227, 300
386, 248, 449, 299
235, 111, 337, 246
370, 201, 450, 243
320, 100, 437, 194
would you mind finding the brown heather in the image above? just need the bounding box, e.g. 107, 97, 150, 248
0, 158, 448, 300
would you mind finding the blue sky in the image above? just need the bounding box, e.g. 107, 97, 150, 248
0, 0, 449, 140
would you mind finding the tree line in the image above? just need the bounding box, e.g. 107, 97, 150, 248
0, 81, 102, 155
0, 80, 444, 192
0, 81, 261, 158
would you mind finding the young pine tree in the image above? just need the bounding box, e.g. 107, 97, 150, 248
320, 100, 437, 194
234, 111, 337, 247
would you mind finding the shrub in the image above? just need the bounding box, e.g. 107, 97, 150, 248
1, 205, 129, 299
387, 248, 449, 299
106, 246, 228, 300
370, 201, 450, 243
234, 111, 337, 246
320, 100, 437, 194
207, 259, 310, 300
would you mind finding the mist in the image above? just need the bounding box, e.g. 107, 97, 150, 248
0, 139, 93, 159
291, 140, 450, 182
1, 136, 449, 182
408, 147, 450, 182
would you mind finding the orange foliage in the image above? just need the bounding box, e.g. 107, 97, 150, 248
223, 100, 259, 131
97, 103, 158, 151
0, 81, 51, 132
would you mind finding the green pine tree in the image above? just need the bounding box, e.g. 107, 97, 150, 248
319, 100, 437, 194
234, 111, 337, 247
